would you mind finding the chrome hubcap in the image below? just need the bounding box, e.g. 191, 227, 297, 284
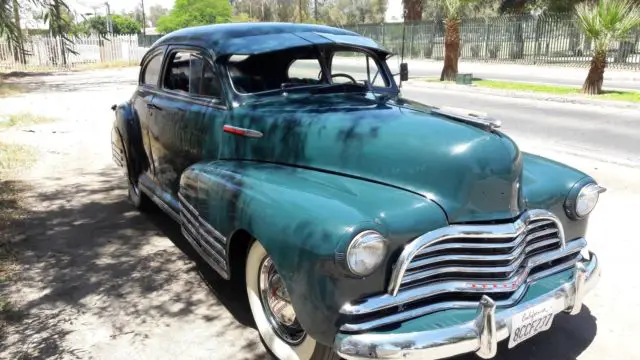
259, 257, 306, 345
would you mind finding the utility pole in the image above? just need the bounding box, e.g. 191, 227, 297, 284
314, 0, 318, 21
141, 0, 146, 36
298, 0, 303, 22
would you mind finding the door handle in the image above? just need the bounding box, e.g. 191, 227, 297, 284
146, 103, 162, 111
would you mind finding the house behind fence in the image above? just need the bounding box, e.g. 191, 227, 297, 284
1, 15, 639, 72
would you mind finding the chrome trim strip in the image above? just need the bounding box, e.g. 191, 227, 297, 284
138, 181, 181, 222
432, 107, 502, 131
180, 203, 226, 251
340, 238, 585, 318
181, 212, 226, 258
183, 229, 230, 279
388, 210, 565, 295
413, 227, 557, 257
335, 254, 601, 360
405, 236, 560, 272
339, 255, 581, 332
401, 238, 568, 286
178, 192, 227, 243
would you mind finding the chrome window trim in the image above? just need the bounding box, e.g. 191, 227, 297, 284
387, 209, 565, 296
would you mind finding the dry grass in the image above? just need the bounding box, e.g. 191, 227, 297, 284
0, 79, 24, 98
0, 113, 57, 130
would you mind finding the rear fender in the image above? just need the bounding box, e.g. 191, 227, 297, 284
178, 160, 448, 345
111, 101, 149, 176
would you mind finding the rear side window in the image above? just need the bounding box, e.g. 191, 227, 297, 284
163, 51, 222, 99
142, 53, 163, 86
164, 52, 192, 93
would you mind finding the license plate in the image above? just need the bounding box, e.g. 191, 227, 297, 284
508, 300, 555, 348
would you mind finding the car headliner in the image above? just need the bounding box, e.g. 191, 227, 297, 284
151, 22, 391, 58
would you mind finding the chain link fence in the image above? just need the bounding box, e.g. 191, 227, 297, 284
344, 15, 640, 70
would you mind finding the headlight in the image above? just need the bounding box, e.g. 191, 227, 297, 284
346, 231, 388, 276
566, 182, 606, 219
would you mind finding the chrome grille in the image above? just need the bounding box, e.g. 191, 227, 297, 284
399, 218, 561, 291
339, 209, 587, 332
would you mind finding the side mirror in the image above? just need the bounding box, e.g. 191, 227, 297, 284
400, 63, 409, 82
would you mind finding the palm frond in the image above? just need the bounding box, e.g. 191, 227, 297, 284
575, 0, 640, 52
443, 0, 463, 19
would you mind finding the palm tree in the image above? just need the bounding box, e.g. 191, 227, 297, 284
575, 0, 640, 94
440, 0, 463, 81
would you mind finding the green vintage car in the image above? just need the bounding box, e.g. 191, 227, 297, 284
111, 23, 603, 360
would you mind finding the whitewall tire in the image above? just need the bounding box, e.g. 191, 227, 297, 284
245, 241, 339, 360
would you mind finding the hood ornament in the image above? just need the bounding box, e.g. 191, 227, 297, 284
432, 106, 502, 131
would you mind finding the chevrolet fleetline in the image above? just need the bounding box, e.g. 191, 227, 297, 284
111, 23, 603, 360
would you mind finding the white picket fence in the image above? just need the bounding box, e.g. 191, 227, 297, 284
0, 35, 149, 72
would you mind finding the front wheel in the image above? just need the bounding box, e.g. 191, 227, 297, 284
245, 241, 340, 360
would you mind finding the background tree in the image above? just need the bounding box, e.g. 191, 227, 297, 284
404, 0, 423, 21
75, 14, 141, 35
156, 0, 232, 33
575, 0, 640, 94
147, 4, 169, 26
440, 0, 465, 81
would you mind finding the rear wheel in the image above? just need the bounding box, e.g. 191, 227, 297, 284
245, 241, 340, 360
124, 150, 152, 211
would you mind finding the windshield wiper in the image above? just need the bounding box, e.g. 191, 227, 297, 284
310, 82, 367, 95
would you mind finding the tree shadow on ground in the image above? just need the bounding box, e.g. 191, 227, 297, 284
0, 165, 267, 360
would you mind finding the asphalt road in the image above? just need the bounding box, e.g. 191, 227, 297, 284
400, 85, 640, 167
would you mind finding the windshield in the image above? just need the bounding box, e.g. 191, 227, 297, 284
225, 46, 393, 96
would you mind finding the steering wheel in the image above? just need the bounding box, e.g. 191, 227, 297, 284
330, 73, 357, 84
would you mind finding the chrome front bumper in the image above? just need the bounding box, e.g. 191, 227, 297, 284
334, 252, 600, 360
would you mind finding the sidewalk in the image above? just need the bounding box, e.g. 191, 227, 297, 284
397, 58, 640, 83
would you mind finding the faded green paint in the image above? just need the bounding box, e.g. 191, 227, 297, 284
112, 23, 598, 349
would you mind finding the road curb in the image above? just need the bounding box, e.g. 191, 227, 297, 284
403, 80, 640, 110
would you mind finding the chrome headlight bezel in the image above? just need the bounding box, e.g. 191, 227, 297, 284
346, 230, 388, 277
565, 181, 606, 220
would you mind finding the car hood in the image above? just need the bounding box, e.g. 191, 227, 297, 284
221, 93, 525, 223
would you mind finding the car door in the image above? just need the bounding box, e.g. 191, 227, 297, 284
148, 48, 227, 198
133, 46, 165, 179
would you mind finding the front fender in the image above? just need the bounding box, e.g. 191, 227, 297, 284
179, 160, 448, 346
522, 152, 595, 240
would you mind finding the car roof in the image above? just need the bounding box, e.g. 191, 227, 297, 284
151, 22, 390, 58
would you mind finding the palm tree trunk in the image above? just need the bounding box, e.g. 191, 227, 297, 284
582, 50, 606, 95
441, 18, 460, 82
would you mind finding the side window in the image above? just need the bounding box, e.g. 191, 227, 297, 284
288, 59, 321, 83
164, 51, 192, 93
142, 53, 163, 86
331, 51, 389, 87
163, 51, 223, 100
190, 55, 223, 99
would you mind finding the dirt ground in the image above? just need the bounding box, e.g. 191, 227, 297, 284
0, 69, 638, 360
